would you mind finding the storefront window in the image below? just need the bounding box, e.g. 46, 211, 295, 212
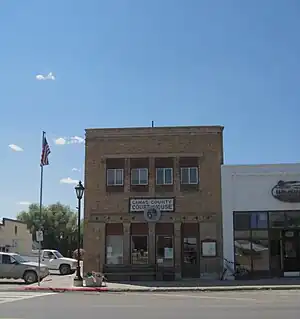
234, 213, 250, 230
131, 236, 148, 264
106, 235, 123, 265
234, 240, 252, 272
269, 212, 285, 228
156, 236, 173, 266
252, 240, 269, 271
234, 230, 250, 239
183, 237, 197, 264
250, 212, 268, 228
285, 211, 300, 228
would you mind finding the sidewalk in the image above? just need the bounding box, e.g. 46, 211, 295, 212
11, 276, 300, 293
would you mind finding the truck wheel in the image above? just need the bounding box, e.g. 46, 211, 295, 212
23, 271, 38, 284
59, 264, 71, 275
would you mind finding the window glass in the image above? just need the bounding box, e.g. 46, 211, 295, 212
131, 236, 148, 264
106, 235, 123, 265
269, 212, 285, 228
115, 169, 124, 185
183, 237, 197, 264
156, 168, 173, 185
286, 211, 300, 228
180, 168, 189, 184
165, 168, 173, 184
189, 167, 198, 184
234, 230, 250, 239
156, 168, 164, 185
234, 240, 251, 272
252, 240, 269, 271
234, 213, 250, 230
156, 236, 173, 266
131, 169, 139, 185
252, 230, 268, 239
1, 254, 13, 264
107, 169, 115, 185
250, 212, 268, 229
139, 168, 148, 185
131, 168, 148, 185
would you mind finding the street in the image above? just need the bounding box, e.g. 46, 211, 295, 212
1, 290, 300, 318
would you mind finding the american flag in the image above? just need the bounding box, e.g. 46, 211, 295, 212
40, 136, 51, 166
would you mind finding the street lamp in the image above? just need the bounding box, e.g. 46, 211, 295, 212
73, 180, 85, 286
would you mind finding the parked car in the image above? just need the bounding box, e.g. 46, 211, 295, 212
0, 252, 49, 284
22, 249, 77, 275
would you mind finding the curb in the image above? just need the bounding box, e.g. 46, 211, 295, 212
20, 286, 109, 293
7, 285, 300, 293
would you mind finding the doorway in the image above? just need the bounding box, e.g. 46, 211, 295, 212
282, 230, 300, 276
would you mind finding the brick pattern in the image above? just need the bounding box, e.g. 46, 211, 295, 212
83, 126, 224, 278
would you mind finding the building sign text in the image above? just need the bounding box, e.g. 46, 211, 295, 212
130, 198, 174, 212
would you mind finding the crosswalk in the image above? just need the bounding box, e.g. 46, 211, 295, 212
0, 291, 56, 304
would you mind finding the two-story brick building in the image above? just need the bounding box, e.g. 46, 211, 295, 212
83, 125, 224, 280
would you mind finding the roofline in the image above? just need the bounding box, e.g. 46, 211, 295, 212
85, 125, 224, 138
0, 218, 27, 226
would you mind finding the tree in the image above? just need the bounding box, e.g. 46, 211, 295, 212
17, 202, 83, 256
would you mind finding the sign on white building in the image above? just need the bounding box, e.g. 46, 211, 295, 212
129, 198, 175, 212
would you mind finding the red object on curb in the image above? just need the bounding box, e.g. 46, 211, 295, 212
19, 287, 109, 293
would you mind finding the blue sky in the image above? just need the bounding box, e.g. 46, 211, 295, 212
1, 0, 299, 218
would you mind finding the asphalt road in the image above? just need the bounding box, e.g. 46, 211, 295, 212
1, 290, 300, 318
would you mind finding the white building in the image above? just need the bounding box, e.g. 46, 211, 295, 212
0, 218, 32, 255
222, 163, 300, 279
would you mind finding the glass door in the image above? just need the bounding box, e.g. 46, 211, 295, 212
181, 237, 200, 278
282, 230, 300, 274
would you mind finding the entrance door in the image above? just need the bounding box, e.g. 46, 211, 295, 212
282, 230, 300, 275
182, 237, 200, 278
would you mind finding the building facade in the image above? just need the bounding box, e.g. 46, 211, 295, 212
0, 218, 32, 254
83, 126, 224, 280
222, 163, 300, 279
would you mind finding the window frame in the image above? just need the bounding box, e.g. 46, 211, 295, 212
156, 168, 173, 185
180, 167, 199, 185
131, 168, 149, 186
106, 168, 124, 186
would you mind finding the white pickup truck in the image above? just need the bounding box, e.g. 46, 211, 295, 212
22, 249, 77, 275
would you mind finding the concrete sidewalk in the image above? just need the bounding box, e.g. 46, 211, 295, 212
7, 276, 300, 293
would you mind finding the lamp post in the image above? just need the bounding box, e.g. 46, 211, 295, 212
73, 180, 85, 286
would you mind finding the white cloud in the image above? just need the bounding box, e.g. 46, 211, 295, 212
36, 72, 55, 81
18, 201, 31, 205
54, 136, 84, 145
60, 177, 78, 184
72, 168, 81, 172
9, 144, 23, 152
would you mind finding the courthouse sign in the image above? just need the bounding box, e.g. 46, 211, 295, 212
129, 198, 175, 212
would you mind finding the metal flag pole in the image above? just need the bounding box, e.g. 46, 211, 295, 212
37, 131, 45, 286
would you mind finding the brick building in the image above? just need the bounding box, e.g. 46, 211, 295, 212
83, 125, 224, 280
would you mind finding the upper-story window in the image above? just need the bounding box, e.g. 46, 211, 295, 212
131, 168, 148, 185
180, 167, 198, 184
156, 168, 173, 185
107, 168, 124, 186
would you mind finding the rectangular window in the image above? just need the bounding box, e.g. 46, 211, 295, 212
156, 168, 173, 185
107, 169, 124, 186
106, 235, 123, 265
269, 212, 285, 228
234, 213, 250, 230
131, 168, 148, 185
250, 212, 268, 229
131, 235, 148, 264
180, 167, 198, 184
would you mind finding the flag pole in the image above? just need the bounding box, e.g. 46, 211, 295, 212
38, 131, 45, 286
